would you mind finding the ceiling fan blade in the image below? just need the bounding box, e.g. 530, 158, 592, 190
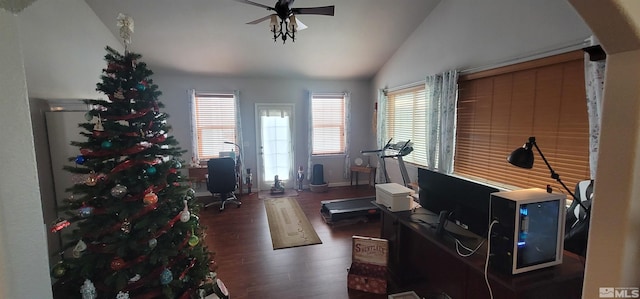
233, 0, 274, 11
246, 14, 275, 24
291, 6, 335, 16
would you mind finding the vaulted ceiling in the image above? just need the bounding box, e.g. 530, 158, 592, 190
84, 0, 440, 79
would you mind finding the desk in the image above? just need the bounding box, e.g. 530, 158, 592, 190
350, 165, 376, 187
375, 203, 584, 299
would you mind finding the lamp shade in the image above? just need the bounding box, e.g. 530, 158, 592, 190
507, 144, 534, 169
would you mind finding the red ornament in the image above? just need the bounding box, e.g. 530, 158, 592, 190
50, 219, 70, 233
143, 192, 158, 205
111, 257, 126, 270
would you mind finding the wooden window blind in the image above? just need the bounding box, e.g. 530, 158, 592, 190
193, 93, 237, 161
455, 50, 590, 191
387, 85, 428, 166
311, 94, 346, 155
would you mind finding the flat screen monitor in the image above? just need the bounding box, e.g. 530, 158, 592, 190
418, 168, 499, 237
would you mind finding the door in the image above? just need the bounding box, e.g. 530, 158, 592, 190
256, 104, 294, 191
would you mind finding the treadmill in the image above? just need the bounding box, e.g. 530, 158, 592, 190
319, 139, 414, 224
320, 196, 379, 224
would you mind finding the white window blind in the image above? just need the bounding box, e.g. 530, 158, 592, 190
311, 94, 346, 155
192, 93, 237, 161
387, 86, 428, 166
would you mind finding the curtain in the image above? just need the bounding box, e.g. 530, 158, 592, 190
187, 89, 198, 164
306, 91, 314, 183
375, 89, 388, 183
234, 90, 244, 177
343, 91, 351, 179
584, 56, 605, 179
438, 70, 459, 174
424, 70, 458, 174
425, 75, 441, 170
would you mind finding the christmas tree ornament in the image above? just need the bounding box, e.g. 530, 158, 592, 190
186, 188, 196, 199
79, 279, 97, 299
180, 200, 190, 223
50, 218, 70, 233
145, 166, 157, 175
160, 268, 173, 285
101, 140, 113, 149
128, 274, 141, 283
77, 206, 94, 218
143, 192, 158, 205
116, 291, 130, 299
75, 155, 86, 165
110, 184, 128, 198
84, 112, 93, 121
85, 171, 98, 186
113, 88, 125, 100
136, 82, 146, 91
121, 219, 131, 233
188, 234, 200, 247
173, 160, 182, 169
51, 261, 68, 278
72, 240, 87, 258
117, 13, 134, 46
148, 238, 157, 249
94, 115, 104, 132
110, 257, 126, 271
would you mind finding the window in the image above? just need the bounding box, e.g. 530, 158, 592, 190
386, 85, 430, 166
311, 94, 346, 155
455, 51, 590, 191
191, 92, 237, 161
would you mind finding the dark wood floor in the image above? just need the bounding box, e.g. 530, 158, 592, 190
199, 186, 390, 299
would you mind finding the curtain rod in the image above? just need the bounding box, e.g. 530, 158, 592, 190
386, 80, 425, 93
460, 37, 591, 75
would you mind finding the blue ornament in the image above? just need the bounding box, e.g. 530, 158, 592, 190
174, 161, 182, 169
136, 83, 146, 91
78, 206, 94, 218
146, 166, 157, 175
101, 140, 113, 149
75, 155, 86, 165
160, 268, 173, 285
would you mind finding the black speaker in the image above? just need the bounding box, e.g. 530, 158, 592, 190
311, 164, 325, 185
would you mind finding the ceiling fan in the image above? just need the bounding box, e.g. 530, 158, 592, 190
234, 0, 335, 43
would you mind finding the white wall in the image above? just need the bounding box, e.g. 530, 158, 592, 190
0, 9, 53, 299
18, 0, 123, 100
375, 0, 591, 89
0, 0, 124, 297
154, 73, 374, 187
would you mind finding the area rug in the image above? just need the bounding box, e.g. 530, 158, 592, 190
258, 189, 298, 200
264, 197, 322, 250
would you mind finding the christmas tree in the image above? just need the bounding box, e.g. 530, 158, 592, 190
50, 15, 227, 299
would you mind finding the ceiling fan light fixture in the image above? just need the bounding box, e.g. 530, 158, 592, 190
269, 15, 280, 33
236, 0, 335, 44
287, 15, 297, 33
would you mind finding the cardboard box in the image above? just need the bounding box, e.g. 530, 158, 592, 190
348, 236, 388, 294
376, 183, 414, 212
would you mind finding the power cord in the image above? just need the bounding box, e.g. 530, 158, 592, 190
485, 220, 499, 299
455, 237, 485, 257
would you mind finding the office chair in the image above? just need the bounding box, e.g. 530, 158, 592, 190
564, 179, 593, 256
205, 157, 241, 211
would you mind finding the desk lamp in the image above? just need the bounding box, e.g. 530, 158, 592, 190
507, 136, 589, 212
224, 141, 242, 179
